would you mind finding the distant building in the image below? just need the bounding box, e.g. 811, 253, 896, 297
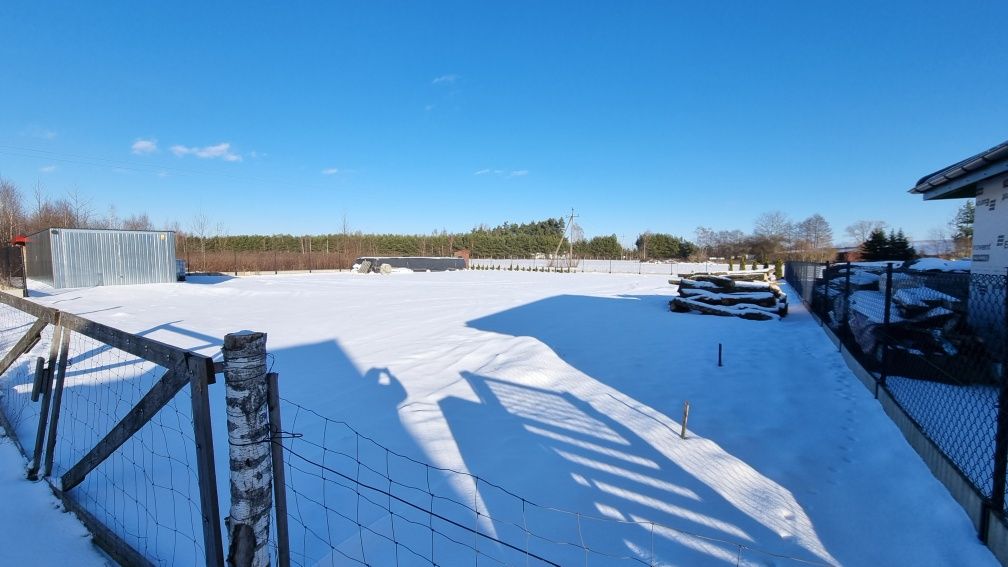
910, 140, 1008, 345
909, 139, 1008, 275
26, 228, 177, 288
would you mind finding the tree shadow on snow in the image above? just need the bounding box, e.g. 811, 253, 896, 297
266, 339, 479, 565
458, 293, 837, 566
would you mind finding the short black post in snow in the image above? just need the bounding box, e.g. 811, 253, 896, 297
878, 262, 895, 398
223, 331, 273, 567
718, 343, 723, 367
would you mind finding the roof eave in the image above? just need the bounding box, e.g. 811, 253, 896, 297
910, 160, 1008, 200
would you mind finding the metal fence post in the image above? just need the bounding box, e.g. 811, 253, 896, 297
222, 332, 273, 567
990, 269, 1008, 541
843, 262, 852, 327
821, 262, 832, 322
878, 262, 895, 398
266, 372, 291, 567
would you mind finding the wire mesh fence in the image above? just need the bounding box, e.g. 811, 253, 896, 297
49, 330, 207, 565
785, 261, 1008, 513
0, 293, 222, 566
0, 303, 48, 442
273, 398, 832, 567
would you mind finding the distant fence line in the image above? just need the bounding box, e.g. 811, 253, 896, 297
182, 251, 735, 277
469, 258, 732, 276
784, 261, 1008, 554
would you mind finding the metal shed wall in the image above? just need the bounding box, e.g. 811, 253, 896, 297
27, 228, 176, 288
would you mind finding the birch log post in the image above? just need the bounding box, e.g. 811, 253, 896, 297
223, 332, 273, 567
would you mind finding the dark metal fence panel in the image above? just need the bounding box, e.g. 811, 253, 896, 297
785, 261, 1008, 515
0, 246, 26, 291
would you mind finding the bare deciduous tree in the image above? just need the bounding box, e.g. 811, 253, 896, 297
797, 214, 833, 249
122, 212, 153, 230
190, 212, 211, 271
845, 220, 887, 246
0, 178, 24, 242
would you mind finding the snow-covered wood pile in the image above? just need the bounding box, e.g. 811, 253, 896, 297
845, 286, 963, 362
668, 272, 788, 321
818, 266, 994, 382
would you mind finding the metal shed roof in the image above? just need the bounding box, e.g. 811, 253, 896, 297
909, 139, 1008, 200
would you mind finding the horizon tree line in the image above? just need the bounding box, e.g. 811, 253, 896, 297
0, 177, 971, 273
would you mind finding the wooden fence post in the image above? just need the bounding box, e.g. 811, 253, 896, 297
29, 323, 64, 480
223, 332, 272, 567
42, 328, 72, 477
190, 356, 225, 567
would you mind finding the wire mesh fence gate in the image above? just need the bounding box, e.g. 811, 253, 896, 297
0, 291, 224, 566
784, 261, 1008, 545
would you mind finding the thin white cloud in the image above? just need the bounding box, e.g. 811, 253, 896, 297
321, 167, 339, 175
131, 138, 158, 155
475, 168, 528, 177
39, 165, 56, 173
425, 104, 435, 112
432, 74, 457, 85
170, 142, 242, 162
24, 126, 57, 140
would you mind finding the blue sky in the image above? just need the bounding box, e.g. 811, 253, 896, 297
1, 2, 1005, 246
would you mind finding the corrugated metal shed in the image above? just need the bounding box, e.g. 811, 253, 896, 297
26, 228, 177, 288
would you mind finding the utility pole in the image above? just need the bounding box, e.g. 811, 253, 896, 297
567, 208, 577, 271
550, 208, 578, 270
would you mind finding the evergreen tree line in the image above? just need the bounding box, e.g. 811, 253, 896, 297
859, 229, 918, 261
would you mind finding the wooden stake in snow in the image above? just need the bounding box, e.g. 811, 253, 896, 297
223, 332, 272, 567
680, 401, 690, 440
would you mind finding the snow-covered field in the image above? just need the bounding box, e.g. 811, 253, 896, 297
4, 270, 997, 566
0, 436, 110, 566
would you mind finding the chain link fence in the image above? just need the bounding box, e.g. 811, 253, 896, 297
785, 261, 1008, 520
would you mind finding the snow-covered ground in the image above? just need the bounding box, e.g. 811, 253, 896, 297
5, 270, 997, 566
0, 435, 110, 566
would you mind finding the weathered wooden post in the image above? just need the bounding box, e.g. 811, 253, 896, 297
680, 401, 690, 440
222, 332, 273, 567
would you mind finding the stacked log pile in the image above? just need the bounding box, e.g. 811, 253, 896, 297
847, 286, 965, 363
668, 271, 788, 321
819, 265, 993, 383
